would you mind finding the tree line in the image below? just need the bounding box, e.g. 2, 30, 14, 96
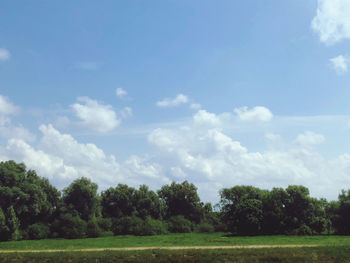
0, 160, 350, 241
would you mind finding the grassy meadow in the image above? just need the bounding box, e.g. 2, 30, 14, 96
1, 247, 350, 263
1, 233, 350, 250
2, 233, 350, 262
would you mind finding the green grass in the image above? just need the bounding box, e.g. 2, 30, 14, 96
1, 233, 350, 250
2, 247, 350, 263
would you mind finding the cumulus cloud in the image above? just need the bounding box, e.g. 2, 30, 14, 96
0, 48, 10, 61
193, 110, 222, 126
0, 94, 34, 142
116, 88, 127, 98
0, 124, 169, 190
156, 94, 189, 107
0, 125, 36, 142
234, 106, 273, 122
294, 131, 325, 146
330, 55, 349, 74
71, 97, 120, 133
311, 0, 350, 45
0, 95, 19, 116
146, 109, 350, 202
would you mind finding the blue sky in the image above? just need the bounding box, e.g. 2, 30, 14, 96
1, 0, 350, 202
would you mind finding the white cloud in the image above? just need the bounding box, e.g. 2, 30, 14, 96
0, 48, 10, 61
0, 95, 19, 116
0, 125, 36, 142
74, 62, 98, 70
156, 94, 189, 107
311, 0, 350, 45
116, 88, 127, 98
147, 108, 350, 202
0, 124, 169, 190
234, 106, 273, 122
71, 97, 120, 133
0, 95, 34, 142
294, 131, 325, 146
193, 110, 222, 126
330, 55, 348, 74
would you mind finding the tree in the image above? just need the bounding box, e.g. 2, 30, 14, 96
101, 184, 136, 218
283, 185, 313, 234
261, 187, 287, 234
62, 177, 99, 221
158, 181, 203, 223
101, 184, 163, 220
6, 206, 20, 240
0, 208, 9, 241
0, 161, 60, 239
220, 186, 264, 235
0, 161, 26, 187
333, 190, 350, 235
134, 185, 163, 219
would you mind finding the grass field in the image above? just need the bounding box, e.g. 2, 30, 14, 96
2, 233, 350, 262
1, 247, 350, 262
1, 233, 350, 250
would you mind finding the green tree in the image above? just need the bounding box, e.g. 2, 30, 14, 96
101, 184, 136, 218
158, 181, 203, 223
101, 184, 163, 220
220, 186, 264, 235
283, 185, 313, 234
6, 206, 20, 240
62, 177, 99, 221
261, 187, 287, 234
333, 190, 350, 235
134, 185, 163, 219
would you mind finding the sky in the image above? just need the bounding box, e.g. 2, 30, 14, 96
1, 0, 350, 203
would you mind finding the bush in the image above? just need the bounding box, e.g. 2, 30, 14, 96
97, 217, 112, 232
138, 217, 168, 236
52, 213, 87, 239
27, 223, 50, 240
112, 216, 168, 236
86, 219, 102, 238
196, 222, 214, 233
112, 216, 144, 235
167, 215, 193, 233
290, 224, 313, 236
100, 231, 114, 237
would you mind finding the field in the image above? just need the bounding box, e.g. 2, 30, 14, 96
1, 233, 350, 262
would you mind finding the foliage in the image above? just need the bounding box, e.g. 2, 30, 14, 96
220, 185, 264, 235
3, 160, 350, 241
52, 213, 87, 239
167, 215, 193, 233
101, 184, 162, 220
62, 177, 99, 221
27, 223, 50, 240
158, 181, 203, 223
196, 222, 215, 233
86, 218, 102, 238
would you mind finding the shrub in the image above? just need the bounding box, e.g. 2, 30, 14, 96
291, 224, 313, 236
27, 223, 50, 240
97, 217, 112, 232
112, 216, 144, 235
52, 213, 87, 239
138, 217, 168, 236
196, 222, 214, 233
167, 215, 193, 233
86, 219, 102, 238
